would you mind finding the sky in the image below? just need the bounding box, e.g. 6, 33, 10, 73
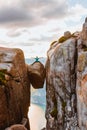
0, 0, 87, 58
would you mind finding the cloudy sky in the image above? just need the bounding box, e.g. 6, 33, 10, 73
0, 0, 87, 58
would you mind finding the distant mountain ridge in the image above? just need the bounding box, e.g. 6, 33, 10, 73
25, 57, 46, 65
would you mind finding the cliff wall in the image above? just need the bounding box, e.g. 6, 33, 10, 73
45, 18, 87, 130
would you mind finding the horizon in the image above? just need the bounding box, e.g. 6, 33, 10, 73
0, 0, 87, 58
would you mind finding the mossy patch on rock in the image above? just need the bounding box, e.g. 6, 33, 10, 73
50, 41, 57, 46
62, 101, 66, 111
83, 47, 87, 51
50, 107, 57, 119
58, 36, 67, 43
50, 96, 58, 119
58, 32, 77, 43
0, 69, 7, 85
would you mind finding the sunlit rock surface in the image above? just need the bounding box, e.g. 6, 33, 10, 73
76, 51, 87, 130
0, 47, 30, 130
81, 17, 87, 46
46, 38, 78, 130
45, 18, 87, 130
76, 18, 87, 130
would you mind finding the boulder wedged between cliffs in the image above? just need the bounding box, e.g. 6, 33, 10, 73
27, 61, 46, 89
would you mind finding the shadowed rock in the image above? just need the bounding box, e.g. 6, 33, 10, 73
5, 124, 27, 130
41, 128, 46, 130
0, 47, 30, 130
0, 47, 46, 129
27, 61, 45, 89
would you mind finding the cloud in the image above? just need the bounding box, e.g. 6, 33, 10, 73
0, 0, 86, 30
7, 29, 21, 37
42, 0, 68, 19
29, 35, 53, 42
2, 41, 35, 47
0, 0, 69, 28
0, 8, 28, 23
64, 4, 87, 31
7, 28, 30, 37
68, 4, 87, 18
0, 7, 36, 28
18, 42, 35, 46
49, 27, 62, 33
0, 40, 12, 48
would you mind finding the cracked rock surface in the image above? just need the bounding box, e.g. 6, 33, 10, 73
45, 18, 87, 130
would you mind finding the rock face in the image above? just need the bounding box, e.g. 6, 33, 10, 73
76, 18, 87, 130
76, 51, 87, 130
45, 18, 87, 130
46, 38, 78, 130
0, 47, 30, 130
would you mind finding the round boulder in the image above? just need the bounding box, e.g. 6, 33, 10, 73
27, 61, 45, 89
64, 31, 71, 38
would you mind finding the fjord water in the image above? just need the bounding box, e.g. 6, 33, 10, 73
26, 57, 46, 130
28, 104, 46, 130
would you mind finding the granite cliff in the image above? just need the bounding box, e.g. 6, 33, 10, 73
45, 18, 87, 130
0, 47, 45, 130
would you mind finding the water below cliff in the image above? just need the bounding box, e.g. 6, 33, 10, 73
28, 85, 46, 130
28, 104, 46, 130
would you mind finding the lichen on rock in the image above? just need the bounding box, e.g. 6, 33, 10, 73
0, 69, 7, 85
